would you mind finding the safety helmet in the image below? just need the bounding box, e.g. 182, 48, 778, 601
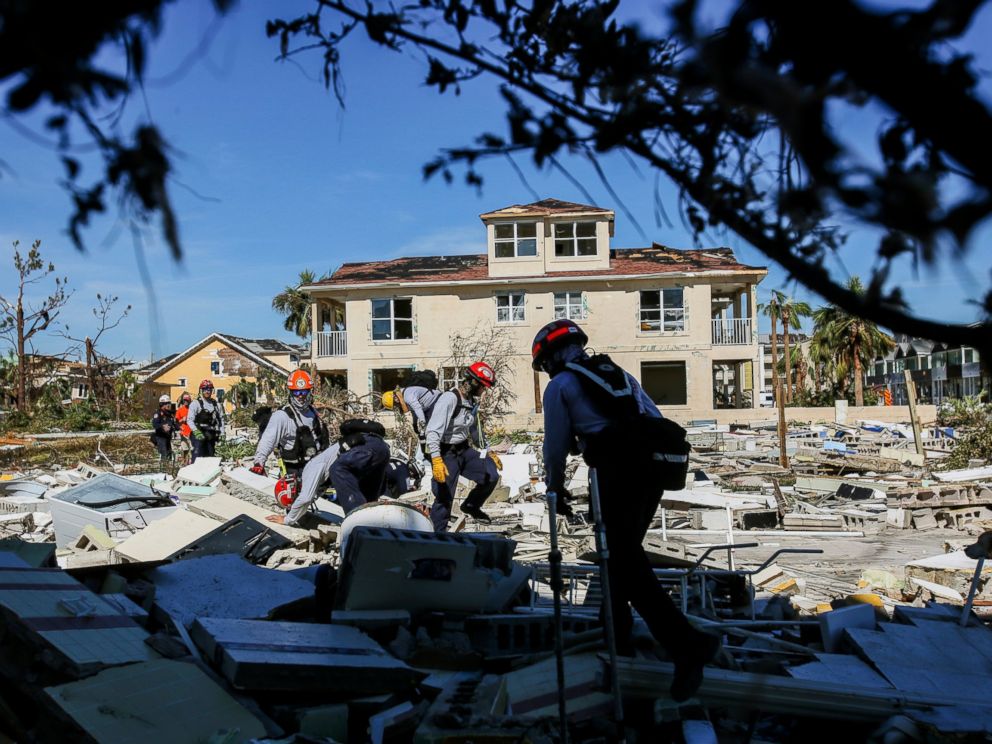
158, 394, 171, 405
531, 319, 588, 371
287, 369, 313, 411
199, 379, 214, 392
287, 369, 313, 391
275, 477, 295, 508
465, 361, 496, 388
381, 390, 396, 410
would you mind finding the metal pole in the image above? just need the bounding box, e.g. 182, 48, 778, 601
590, 468, 626, 742
961, 557, 985, 627
546, 491, 570, 744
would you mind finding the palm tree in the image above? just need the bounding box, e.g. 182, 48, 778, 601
272, 269, 317, 339
777, 295, 813, 404
808, 331, 834, 398
811, 277, 895, 406
758, 292, 783, 405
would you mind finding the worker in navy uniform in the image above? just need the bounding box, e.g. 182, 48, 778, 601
267, 418, 390, 526
424, 361, 502, 532
533, 318, 719, 703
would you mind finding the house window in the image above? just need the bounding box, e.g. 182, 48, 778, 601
439, 366, 462, 391
641, 361, 688, 406
289, 354, 300, 365
371, 298, 414, 341
372, 368, 412, 409
554, 291, 586, 320
494, 222, 538, 258
210, 361, 222, 375
553, 222, 597, 257
76, 384, 88, 398
639, 288, 685, 332
178, 377, 187, 388
496, 293, 525, 323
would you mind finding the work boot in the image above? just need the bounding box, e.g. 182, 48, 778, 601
670, 631, 721, 703
461, 504, 491, 523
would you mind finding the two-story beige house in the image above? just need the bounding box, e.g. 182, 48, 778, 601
304, 199, 767, 426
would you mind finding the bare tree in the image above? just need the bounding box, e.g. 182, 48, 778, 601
440, 322, 518, 425
0, 241, 71, 412
58, 294, 132, 404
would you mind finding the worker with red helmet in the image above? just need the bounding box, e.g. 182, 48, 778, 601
424, 361, 502, 531
250, 369, 328, 480
533, 318, 719, 703
187, 379, 225, 462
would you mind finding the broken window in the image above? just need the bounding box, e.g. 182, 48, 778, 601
553, 221, 597, 256
371, 298, 414, 341
372, 368, 411, 408
553, 291, 585, 320
494, 222, 538, 258
439, 366, 462, 391
640, 361, 688, 406
639, 288, 685, 332
495, 293, 525, 323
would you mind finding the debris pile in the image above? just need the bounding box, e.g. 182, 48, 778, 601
0, 414, 988, 741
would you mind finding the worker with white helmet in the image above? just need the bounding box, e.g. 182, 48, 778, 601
150, 394, 175, 463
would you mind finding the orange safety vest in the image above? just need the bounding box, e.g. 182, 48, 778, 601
176, 405, 192, 437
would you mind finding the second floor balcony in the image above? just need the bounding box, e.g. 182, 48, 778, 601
712, 317, 753, 345
315, 330, 347, 357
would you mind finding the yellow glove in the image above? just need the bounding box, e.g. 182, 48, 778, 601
488, 451, 503, 471
431, 456, 449, 483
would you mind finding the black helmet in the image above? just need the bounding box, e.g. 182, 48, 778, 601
531, 319, 588, 371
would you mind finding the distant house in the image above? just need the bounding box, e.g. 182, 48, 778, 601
867, 332, 987, 405
304, 198, 768, 425
139, 333, 304, 414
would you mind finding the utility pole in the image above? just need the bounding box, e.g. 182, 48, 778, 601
777, 379, 789, 468
904, 369, 924, 457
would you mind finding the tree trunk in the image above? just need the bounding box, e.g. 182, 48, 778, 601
15, 298, 25, 413
782, 312, 792, 404
853, 334, 864, 406
85, 337, 95, 401
770, 315, 780, 406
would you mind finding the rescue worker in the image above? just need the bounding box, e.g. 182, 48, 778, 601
533, 319, 719, 703
150, 394, 175, 463
249, 370, 328, 480
175, 391, 193, 461
187, 379, 224, 461
266, 418, 390, 527
425, 362, 502, 532
382, 379, 441, 444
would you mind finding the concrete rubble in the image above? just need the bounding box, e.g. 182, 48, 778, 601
0, 416, 988, 742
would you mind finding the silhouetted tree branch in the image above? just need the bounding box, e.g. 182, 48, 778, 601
268, 0, 992, 356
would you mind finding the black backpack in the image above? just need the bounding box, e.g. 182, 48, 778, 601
568, 354, 691, 490
405, 369, 439, 390
252, 406, 273, 437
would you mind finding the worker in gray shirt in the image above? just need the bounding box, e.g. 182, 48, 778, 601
187, 379, 225, 461
250, 370, 328, 480
425, 362, 502, 532
381, 371, 442, 456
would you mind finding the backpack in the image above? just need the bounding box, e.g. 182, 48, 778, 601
568, 354, 691, 490
405, 369, 439, 391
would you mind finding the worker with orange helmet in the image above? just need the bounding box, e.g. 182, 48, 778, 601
187, 379, 225, 462
424, 361, 502, 532
250, 369, 329, 480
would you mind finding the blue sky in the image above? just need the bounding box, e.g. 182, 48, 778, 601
1, 0, 990, 362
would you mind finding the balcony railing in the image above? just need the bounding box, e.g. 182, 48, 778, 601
315, 330, 348, 357
712, 318, 752, 345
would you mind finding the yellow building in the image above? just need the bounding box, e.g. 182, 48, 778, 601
304, 198, 768, 426
139, 333, 303, 414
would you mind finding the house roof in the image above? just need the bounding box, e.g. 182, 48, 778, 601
223, 336, 304, 356
142, 333, 294, 383
307, 244, 765, 289
480, 198, 614, 220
